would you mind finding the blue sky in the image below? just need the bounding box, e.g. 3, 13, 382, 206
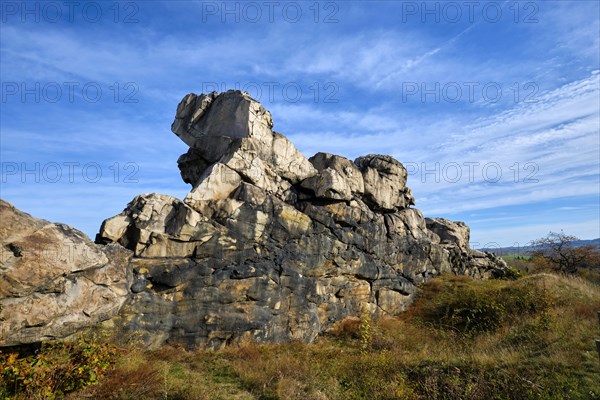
1, 0, 599, 248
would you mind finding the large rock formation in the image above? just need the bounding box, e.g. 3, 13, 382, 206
90, 90, 508, 349
0, 200, 132, 346
0, 90, 507, 349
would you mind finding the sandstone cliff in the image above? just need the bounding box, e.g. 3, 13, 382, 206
0, 90, 507, 349
95, 90, 507, 349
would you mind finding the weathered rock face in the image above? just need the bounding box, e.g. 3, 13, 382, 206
425, 218, 470, 249
302, 152, 364, 200
354, 154, 415, 211
172, 91, 317, 198
0, 200, 132, 347
93, 90, 508, 349
0, 90, 507, 349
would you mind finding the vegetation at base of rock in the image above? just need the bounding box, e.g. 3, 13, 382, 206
358, 309, 372, 354
413, 275, 553, 333
0, 334, 116, 399
3, 272, 598, 400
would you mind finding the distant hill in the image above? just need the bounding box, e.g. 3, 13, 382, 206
480, 238, 600, 256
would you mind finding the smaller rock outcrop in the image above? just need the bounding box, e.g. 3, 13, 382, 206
355, 155, 415, 211
426, 218, 470, 250
301, 153, 364, 200
426, 217, 508, 279
0, 200, 132, 347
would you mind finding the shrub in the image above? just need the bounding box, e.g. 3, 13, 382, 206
0, 335, 117, 399
415, 276, 553, 334
502, 266, 524, 280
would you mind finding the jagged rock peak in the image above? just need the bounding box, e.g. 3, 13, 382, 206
170, 90, 416, 216
172, 90, 317, 206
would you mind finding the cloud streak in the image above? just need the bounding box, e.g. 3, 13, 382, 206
1, 1, 598, 246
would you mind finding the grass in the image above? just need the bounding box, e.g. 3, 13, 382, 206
501, 255, 532, 260
2, 272, 599, 400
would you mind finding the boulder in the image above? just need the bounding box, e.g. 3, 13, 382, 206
354, 154, 415, 211
425, 217, 470, 250
308, 152, 364, 195
172, 90, 316, 192
0, 200, 132, 346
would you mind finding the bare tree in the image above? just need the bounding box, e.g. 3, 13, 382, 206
530, 231, 596, 274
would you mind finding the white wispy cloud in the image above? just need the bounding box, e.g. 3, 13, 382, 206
273, 71, 599, 218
